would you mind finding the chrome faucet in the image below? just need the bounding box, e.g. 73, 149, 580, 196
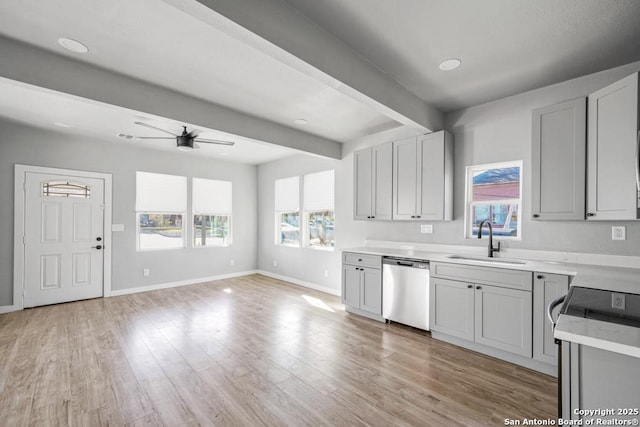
477, 220, 501, 258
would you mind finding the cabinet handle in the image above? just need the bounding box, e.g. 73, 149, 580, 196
467, 285, 473, 289
476, 286, 482, 290
358, 259, 362, 262
410, 215, 415, 218
537, 275, 544, 279
586, 212, 595, 217
371, 216, 375, 219
416, 216, 421, 219
533, 214, 540, 218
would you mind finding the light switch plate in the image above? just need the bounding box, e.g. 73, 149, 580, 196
612, 293, 626, 310
421, 224, 433, 234
612, 226, 626, 240
112, 224, 125, 232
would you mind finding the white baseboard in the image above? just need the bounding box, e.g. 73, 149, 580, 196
257, 270, 341, 296
110, 270, 259, 296
0, 304, 19, 314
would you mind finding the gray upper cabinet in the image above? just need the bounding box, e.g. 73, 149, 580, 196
533, 272, 569, 365
587, 72, 640, 220
393, 131, 453, 221
532, 98, 586, 220
353, 142, 393, 220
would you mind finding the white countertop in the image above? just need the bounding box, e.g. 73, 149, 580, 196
343, 244, 640, 357
555, 314, 640, 358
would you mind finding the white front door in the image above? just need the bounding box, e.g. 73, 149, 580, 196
23, 172, 105, 307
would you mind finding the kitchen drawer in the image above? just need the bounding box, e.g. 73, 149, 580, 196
431, 262, 532, 291
343, 252, 382, 269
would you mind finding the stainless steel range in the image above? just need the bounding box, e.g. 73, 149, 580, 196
549, 286, 640, 423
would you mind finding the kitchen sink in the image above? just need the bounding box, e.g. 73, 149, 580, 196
446, 255, 526, 265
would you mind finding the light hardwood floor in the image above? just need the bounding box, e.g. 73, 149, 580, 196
0, 274, 556, 426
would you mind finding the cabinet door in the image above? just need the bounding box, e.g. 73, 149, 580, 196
417, 131, 453, 221
532, 98, 586, 220
587, 73, 639, 220
475, 284, 532, 357
430, 278, 474, 341
360, 268, 382, 314
342, 265, 361, 307
533, 273, 569, 365
353, 148, 373, 220
372, 142, 393, 220
393, 136, 418, 220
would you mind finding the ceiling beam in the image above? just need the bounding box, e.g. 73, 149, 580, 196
0, 35, 342, 159
163, 0, 443, 133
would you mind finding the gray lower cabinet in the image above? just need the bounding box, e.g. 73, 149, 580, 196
342, 253, 382, 317
430, 278, 474, 341
430, 262, 533, 358
474, 283, 532, 357
533, 272, 569, 365
531, 97, 586, 220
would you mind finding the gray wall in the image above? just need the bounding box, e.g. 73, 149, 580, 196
257, 154, 342, 294
257, 61, 640, 293
335, 60, 640, 256
0, 119, 258, 306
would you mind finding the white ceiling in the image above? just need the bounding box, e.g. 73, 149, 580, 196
0, 78, 297, 164
283, 0, 640, 112
1, 0, 640, 162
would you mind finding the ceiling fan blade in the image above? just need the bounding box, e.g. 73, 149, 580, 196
194, 138, 235, 146
193, 142, 201, 149
134, 121, 178, 136
137, 136, 176, 140
187, 129, 202, 138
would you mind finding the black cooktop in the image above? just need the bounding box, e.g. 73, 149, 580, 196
561, 286, 640, 328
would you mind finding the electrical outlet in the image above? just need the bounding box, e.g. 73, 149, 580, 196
612, 226, 626, 241
143, 268, 150, 277
420, 224, 433, 234
324, 269, 329, 278
230, 259, 235, 266
111, 224, 125, 232
612, 293, 626, 310
273, 260, 277, 267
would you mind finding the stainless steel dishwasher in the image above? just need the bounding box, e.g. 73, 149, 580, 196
382, 257, 430, 330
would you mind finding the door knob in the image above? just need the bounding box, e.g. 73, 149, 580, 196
96, 237, 102, 241
92, 245, 102, 250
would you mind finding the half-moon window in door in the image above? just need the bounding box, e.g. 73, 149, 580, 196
42, 181, 91, 198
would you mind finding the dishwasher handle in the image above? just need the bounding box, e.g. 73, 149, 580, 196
382, 257, 429, 269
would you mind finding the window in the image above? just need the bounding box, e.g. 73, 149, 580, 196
465, 161, 522, 239
193, 178, 232, 247
303, 170, 335, 249
275, 176, 300, 246
136, 172, 187, 250
42, 181, 91, 198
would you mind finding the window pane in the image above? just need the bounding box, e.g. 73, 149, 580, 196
42, 181, 91, 198
136, 172, 187, 212
472, 166, 520, 201
275, 176, 299, 212
138, 213, 184, 249
194, 215, 230, 247
279, 212, 300, 246
308, 210, 334, 248
470, 204, 519, 237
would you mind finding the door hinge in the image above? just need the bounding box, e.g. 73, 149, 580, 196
22, 235, 26, 244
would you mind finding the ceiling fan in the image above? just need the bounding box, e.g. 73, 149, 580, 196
134, 121, 235, 151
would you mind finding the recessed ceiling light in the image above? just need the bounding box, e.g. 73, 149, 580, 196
439, 59, 461, 71
293, 119, 307, 125
58, 37, 89, 54
54, 122, 71, 128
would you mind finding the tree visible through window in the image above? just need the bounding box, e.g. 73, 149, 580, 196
466, 162, 522, 239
